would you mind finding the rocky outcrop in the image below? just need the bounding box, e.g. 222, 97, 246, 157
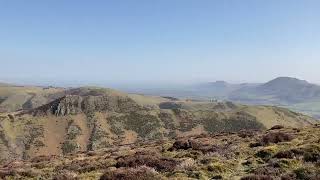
32, 94, 143, 116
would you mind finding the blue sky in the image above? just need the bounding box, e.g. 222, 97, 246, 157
1, 0, 320, 86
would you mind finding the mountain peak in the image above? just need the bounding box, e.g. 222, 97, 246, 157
262, 77, 310, 89
268, 77, 308, 83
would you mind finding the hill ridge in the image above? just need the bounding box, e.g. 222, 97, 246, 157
31, 93, 142, 116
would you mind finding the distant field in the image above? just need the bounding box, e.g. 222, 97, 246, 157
282, 100, 320, 119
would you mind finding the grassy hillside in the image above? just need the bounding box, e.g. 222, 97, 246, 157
0, 85, 64, 112
0, 125, 319, 179
0, 87, 316, 164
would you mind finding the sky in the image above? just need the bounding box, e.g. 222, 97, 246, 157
1, 0, 320, 87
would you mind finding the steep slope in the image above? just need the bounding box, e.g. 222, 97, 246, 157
0, 87, 316, 163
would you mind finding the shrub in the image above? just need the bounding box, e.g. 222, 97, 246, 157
176, 158, 197, 171
250, 142, 262, 148
256, 149, 274, 159
211, 175, 223, 179
302, 145, 320, 162
116, 154, 178, 172
207, 162, 227, 173
255, 146, 277, 160
31, 155, 53, 163
53, 170, 78, 180
250, 165, 282, 177
174, 150, 202, 159
269, 125, 284, 130
293, 168, 314, 180
240, 175, 274, 180
238, 130, 257, 138
169, 138, 208, 151
169, 138, 227, 154
170, 139, 193, 150
274, 150, 294, 159
100, 166, 160, 180
55, 158, 117, 173
260, 132, 293, 145
8, 114, 14, 120
62, 141, 79, 154
0, 169, 14, 179
274, 149, 304, 159
280, 173, 296, 180
268, 159, 298, 170
66, 124, 81, 140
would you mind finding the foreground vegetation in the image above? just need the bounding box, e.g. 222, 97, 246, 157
0, 125, 319, 179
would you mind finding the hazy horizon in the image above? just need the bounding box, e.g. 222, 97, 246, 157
1, 1, 320, 85
1, 76, 319, 89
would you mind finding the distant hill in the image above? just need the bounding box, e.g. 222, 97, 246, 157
192, 81, 259, 99
0, 86, 316, 163
191, 81, 239, 98
230, 77, 320, 104
125, 77, 320, 118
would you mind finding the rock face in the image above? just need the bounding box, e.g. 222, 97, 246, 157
32, 93, 142, 116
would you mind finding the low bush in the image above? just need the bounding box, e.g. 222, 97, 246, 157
55, 158, 117, 173
169, 138, 231, 155
207, 162, 228, 173
238, 130, 257, 138
251, 166, 282, 177
250, 142, 263, 148
280, 173, 296, 180
53, 170, 78, 180
256, 150, 274, 159
116, 153, 178, 172
211, 175, 223, 179
31, 155, 53, 163
62, 141, 79, 154
100, 166, 160, 180
170, 139, 193, 150
240, 175, 274, 180
274, 149, 304, 159
255, 146, 277, 160
293, 168, 318, 180
269, 125, 284, 130
260, 132, 293, 145
0, 169, 15, 179
302, 145, 320, 162
176, 158, 197, 171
